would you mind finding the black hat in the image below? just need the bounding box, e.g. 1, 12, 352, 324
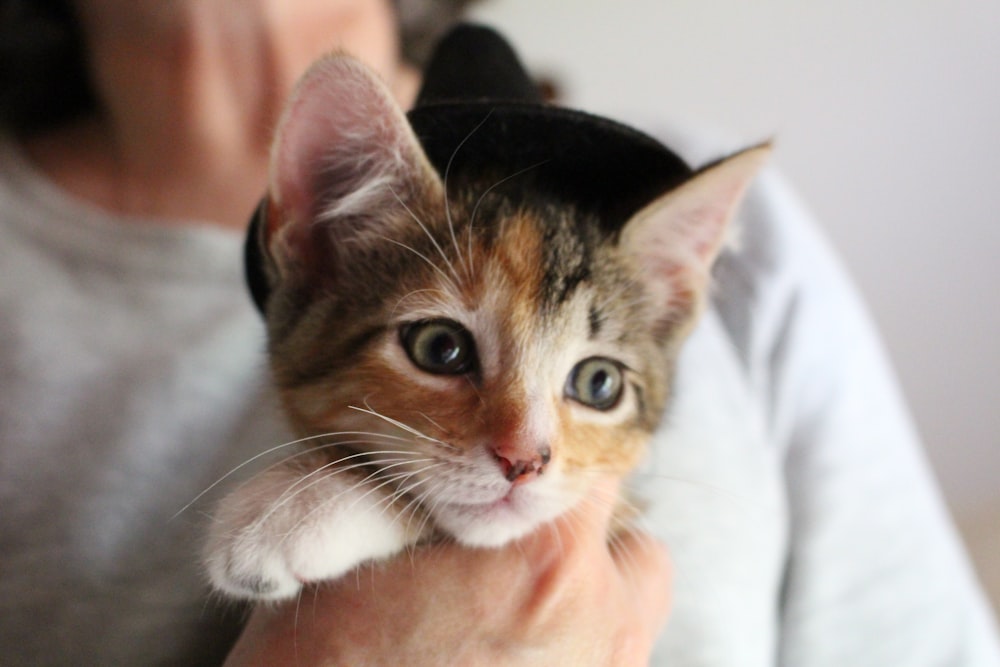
407, 24, 691, 232
246, 24, 692, 314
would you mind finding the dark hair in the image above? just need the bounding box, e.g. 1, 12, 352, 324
0, 0, 479, 136
0, 0, 94, 135
396, 0, 482, 66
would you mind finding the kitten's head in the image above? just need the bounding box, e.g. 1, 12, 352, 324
246, 34, 767, 546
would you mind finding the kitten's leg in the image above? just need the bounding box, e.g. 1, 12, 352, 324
203, 460, 426, 600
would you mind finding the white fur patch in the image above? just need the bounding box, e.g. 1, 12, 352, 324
204, 463, 422, 600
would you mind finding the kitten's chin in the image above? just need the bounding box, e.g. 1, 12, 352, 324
433, 486, 570, 548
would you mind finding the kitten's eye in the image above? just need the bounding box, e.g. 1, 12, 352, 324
401, 319, 477, 375
566, 357, 624, 411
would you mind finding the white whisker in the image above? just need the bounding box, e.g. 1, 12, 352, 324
376, 234, 460, 295
466, 159, 551, 273
394, 477, 443, 539
410, 477, 450, 540
252, 433, 415, 473
390, 288, 452, 317
349, 403, 460, 451
414, 411, 449, 436
382, 472, 441, 529
279, 459, 442, 545
443, 109, 496, 278
258, 452, 427, 529
340, 461, 439, 515
172, 431, 411, 520
388, 185, 463, 286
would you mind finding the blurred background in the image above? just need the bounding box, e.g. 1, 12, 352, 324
468, 0, 1000, 610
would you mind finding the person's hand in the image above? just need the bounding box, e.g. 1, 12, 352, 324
223, 478, 671, 666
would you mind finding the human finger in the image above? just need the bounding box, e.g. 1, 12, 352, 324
520, 475, 623, 559
610, 526, 673, 634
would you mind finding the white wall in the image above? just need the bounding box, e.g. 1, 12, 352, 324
471, 0, 1000, 608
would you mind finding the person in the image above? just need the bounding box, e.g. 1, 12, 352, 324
0, 1, 996, 665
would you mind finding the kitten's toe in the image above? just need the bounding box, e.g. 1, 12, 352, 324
204, 536, 303, 601
220, 571, 286, 599
231, 574, 281, 598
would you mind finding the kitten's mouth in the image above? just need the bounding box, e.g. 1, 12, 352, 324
432, 483, 564, 548
446, 485, 521, 515
478, 490, 515, 510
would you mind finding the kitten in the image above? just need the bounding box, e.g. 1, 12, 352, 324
204, 27, 767, 601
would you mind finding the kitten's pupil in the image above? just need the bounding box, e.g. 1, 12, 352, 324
590, 369, 612, 397
431, 334, 460, 365
402, 319, 476, 375
567, 357, 624, 411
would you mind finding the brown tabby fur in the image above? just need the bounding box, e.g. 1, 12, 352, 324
203, 53, 767, 600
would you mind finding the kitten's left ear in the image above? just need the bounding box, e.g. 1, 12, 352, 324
621, 144, 771, 329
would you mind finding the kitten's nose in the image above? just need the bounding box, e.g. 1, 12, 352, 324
493, 444, 551, 483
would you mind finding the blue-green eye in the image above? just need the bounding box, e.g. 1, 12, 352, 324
401, 319, 477, 375
566, 357, 624, 410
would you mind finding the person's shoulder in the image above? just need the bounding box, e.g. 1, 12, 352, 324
625, 116, 886, 393
626, 119, 833, 358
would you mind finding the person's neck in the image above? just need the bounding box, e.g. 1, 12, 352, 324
22, 0, 418, 230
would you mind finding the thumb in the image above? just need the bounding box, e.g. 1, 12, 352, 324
520, 476, 623, 556
611, 526, 673, 635
564, 475, 624, 544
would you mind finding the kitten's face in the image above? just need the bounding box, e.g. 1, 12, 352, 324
265, 187, 673, 546
254, 55, 766, 547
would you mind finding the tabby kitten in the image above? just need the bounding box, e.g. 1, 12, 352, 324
204, 30, 767, 601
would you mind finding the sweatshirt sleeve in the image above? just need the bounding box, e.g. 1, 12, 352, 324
727, 170, 1000, 665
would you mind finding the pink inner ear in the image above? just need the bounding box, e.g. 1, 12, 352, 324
623, 145, 770, 320
264, 55, 430, 278
271, 57, 395, 225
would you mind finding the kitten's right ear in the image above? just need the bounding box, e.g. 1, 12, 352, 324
621, 144, 770, 335
262, 55, 443, 286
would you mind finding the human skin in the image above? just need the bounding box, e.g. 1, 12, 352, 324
224, 479, 672, 667
25, 0, 418, 229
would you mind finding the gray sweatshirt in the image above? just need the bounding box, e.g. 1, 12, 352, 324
1, 133, 997, 665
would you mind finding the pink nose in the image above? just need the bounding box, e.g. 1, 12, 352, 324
494, 445, 551, 483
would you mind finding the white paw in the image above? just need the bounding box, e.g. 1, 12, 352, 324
203, 463, 422, 600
